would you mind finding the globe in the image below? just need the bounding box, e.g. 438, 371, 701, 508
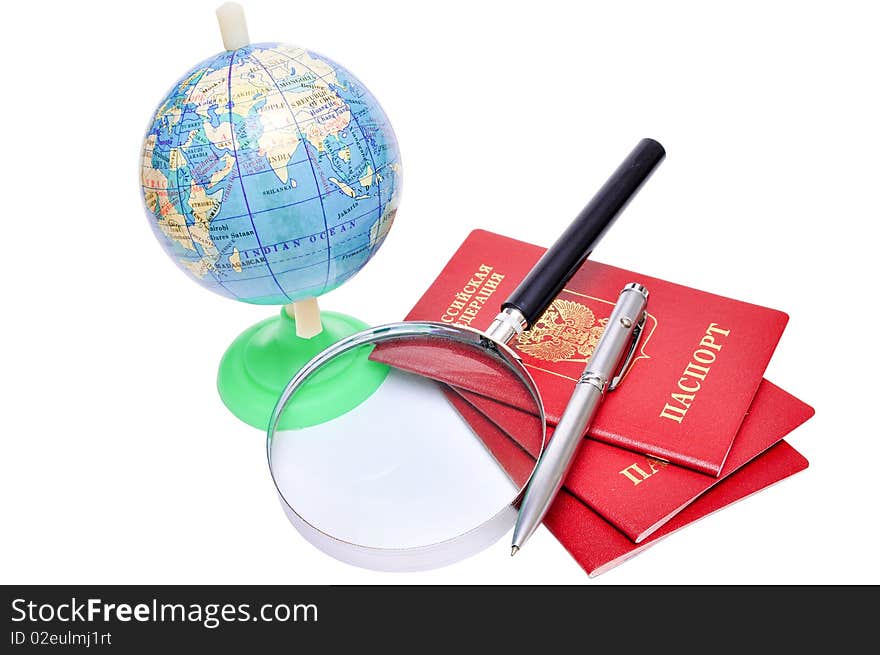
140, 42, 401, 305
139, 32, 402, 431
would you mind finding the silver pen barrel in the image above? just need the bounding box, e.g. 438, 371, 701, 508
511, 382, 604, 551
511, 283, 649, 553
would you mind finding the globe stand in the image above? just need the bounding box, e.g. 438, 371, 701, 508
217, 301, 389, 430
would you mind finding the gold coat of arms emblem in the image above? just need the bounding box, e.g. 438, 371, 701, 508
515, 298, 608, 363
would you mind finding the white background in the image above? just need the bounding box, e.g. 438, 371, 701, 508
1, 0, 877, 585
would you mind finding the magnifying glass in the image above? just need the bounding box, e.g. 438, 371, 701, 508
267, 138, 665, 571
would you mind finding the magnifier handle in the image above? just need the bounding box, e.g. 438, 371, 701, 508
501, 138, 665, 328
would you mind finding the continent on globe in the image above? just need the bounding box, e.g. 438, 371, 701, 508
140, 41, 402, 307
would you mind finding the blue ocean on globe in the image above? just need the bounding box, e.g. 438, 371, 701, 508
140, 42, 401, 304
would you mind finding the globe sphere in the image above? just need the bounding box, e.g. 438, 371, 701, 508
140, 42, 401, 304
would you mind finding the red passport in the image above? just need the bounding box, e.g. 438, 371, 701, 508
372, 229, 789, 475
547, 441, 809, 577
452, 379, 814, 542
448, 391, 809, 576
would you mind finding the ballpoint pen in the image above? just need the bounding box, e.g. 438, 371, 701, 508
511, 282, 650, 555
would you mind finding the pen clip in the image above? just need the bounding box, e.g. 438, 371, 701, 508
607, 310, 647, 392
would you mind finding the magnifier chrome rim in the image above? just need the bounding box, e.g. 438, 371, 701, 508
266, 320, 547, 571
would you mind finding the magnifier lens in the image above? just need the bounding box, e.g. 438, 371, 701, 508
268, 331, 544, 568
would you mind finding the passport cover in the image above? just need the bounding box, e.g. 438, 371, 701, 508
547, 441, 809, 577
451, 379, 814, 542
372, 229, 789, 475
447, 391, 809, 577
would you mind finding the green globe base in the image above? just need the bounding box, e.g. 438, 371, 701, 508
217, 308, 389, 430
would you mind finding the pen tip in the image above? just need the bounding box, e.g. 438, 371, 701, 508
510, 546, 519, 557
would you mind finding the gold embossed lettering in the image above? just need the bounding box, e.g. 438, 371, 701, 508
678, 376, 701, 393
699, 333, 724, 351
706, 323, 731, 338
620, 458, 668, 486
693, 348, 717, 364
619, 463, 653, 485
441, 265, 504, 326
659, 402, 687, 423
659, 323, 731, 424
671, 392, 695, 407
682, 362, 710, 381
